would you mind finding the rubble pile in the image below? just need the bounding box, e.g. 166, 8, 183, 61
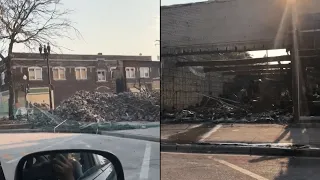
54, 91, 160, 122
162, 96, 292, 124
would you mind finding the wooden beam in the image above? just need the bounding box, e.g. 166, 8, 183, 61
222, 69, 287, 76
203, 64, 291, 72
176, 56, 290, 67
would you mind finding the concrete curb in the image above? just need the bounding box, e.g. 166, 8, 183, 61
161, 143, 320, 157
101, 131, 159, 142
0, 129, 44, 133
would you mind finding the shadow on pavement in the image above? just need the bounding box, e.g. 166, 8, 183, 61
249, 125, 320, 180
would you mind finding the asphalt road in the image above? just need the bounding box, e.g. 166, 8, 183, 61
0, 133, 159, 180
162, 152, 320, 180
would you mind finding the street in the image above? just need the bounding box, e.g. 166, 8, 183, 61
0, 133, 159, 180
162, 152, 320, 180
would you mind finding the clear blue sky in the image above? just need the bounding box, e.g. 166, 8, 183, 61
161, 0, 287, 58
15, 0, 160, 60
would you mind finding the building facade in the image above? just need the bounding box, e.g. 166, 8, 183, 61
0, 52, 160, 112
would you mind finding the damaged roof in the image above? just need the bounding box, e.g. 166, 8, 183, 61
161, 0, 233, 9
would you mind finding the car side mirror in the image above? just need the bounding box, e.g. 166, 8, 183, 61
13, 149, 125, 180
0, 162, 5, 180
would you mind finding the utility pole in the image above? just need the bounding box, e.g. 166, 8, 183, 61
291, 0, 301, 122
39, 43, 53, 112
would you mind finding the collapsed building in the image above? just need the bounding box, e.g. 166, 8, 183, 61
161, 0, 320, 122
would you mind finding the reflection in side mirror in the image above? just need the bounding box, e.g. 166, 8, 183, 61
15, 150, 124, 180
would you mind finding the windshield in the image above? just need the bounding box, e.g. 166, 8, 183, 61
161, 0, 320, 180
0, 0, 160, 180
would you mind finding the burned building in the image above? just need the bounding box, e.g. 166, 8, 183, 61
161, 0, 320, 122
0, 52, 160, 113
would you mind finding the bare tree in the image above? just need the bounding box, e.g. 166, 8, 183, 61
0, 0, 80, 119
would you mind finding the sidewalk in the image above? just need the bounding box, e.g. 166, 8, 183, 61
201, 124, 320, 146
162, 123, 320, 146
102, 127, 160, 142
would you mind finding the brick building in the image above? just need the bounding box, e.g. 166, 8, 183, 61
0, 52, 160, 113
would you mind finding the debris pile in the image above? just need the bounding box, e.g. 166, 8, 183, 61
54, 91, 160, 122
162, 95, 292, 124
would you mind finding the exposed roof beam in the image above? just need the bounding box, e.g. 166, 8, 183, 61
176, 56, 289, 67
203, 64, 291, 72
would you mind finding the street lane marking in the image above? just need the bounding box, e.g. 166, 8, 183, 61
77, 140, 91, 148
139, 143, 151, 180
212, 158, 269, 180
6, 135, 78, 163
199, 124, 222, 142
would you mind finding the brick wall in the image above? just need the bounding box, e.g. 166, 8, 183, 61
0, 53, 158, 107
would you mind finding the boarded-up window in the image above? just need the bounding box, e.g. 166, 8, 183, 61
75, 67, 87, 80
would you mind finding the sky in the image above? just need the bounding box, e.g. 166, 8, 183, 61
14, 0, 160, 60
161, 0, 287, 58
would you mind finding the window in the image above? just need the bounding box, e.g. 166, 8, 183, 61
125, 67, 135, 78
75, 67, 87, 80
28, 67, 42, 80
140, 67, 150, 78
97, 70, 106, 81
52, 67, 66, 80
110, 67, 117, 79
1, 72, 5, 85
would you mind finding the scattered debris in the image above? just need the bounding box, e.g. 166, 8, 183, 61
162, 94, 293, 124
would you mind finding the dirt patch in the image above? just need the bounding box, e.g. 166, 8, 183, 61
162, 124, 215, 144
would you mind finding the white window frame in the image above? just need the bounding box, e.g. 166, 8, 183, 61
110, 67, 117, 79
28, 67, 42, 80
125, 67, 135, 79
139, 67, 150, 78
97, 69, 107, 82
1, 72, 5, 85
75, 67, 87, 80
52, 67, 66, 80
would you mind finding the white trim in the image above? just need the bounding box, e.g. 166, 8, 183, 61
28, 67, 42, 80
27, 92, 49, 95
29, 87, 49, 90
1, 72, 5, 85
97, 69, 107, 82
75, 67, 87, 80
125, 67, 136, 79
300, 29, 320, 33
139, 67, 150, 78
52, 67, 66, 80
110, 67, 117, 79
